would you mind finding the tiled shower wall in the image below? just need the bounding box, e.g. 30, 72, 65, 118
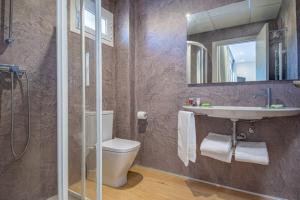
114, 0, 300, 199
0, 0, 57, 199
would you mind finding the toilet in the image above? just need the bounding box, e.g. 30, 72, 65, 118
86, 111, 140, 187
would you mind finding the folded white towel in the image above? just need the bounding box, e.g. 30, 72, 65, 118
200, 133, 232, 154
235, 142, 269, 165
201, 148, 233, 163
178, 111, 197, 167
200, 133, 233, 163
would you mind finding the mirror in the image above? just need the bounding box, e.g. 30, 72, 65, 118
186, 0, 299, 84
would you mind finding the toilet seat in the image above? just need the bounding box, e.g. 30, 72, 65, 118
103, 138, 140, 153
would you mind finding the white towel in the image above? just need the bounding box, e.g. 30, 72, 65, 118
200, 133, 232, 154
201, 148, 233, 163
178, 111, 196, 166
200, 133, 233, 163
235, 142, 269, 165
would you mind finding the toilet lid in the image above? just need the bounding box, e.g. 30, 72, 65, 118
103, 138, 140, 153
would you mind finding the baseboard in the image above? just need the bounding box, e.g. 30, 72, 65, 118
47, 195, 58, 200
47, 190, 90, 200
68, 189, 90, 200
135, 164, 287, 200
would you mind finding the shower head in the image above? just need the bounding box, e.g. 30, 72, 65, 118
270, 28, 288, 39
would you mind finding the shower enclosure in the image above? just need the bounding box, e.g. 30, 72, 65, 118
57, 0, 102, 199
186, 41, 208, 84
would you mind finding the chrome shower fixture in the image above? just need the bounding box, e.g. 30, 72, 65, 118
0, 64, 25, 76
270, 28, 287, 39
0, 64, 31, 160
5, 0, 14, 44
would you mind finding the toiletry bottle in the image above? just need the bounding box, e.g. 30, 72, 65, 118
189, 98, 194, 105
185, 99, 190, 106
196, 98, 201, 106
192, 98, 197, 106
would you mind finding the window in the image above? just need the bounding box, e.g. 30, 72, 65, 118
101, 8, 113, 46
70, 0, 114, 47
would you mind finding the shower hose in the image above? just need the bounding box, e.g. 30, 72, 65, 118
9, 71, 31, 160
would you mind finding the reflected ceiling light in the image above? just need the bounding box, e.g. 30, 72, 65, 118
186, 13, 191, 18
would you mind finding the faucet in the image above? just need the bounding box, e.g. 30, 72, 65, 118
254, 88, 272, 108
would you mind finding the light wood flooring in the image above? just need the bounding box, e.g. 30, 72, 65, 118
69, 165, 271, 200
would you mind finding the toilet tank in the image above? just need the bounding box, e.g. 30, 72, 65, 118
86, 111, 97, 147
86, 110, 114, 147
102, 110, 114, 141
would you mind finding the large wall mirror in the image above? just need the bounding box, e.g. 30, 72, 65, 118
186, 0, 299, 84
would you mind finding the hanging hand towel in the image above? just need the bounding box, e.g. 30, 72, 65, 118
235, 142, 269, 165
178, 111, 196, 166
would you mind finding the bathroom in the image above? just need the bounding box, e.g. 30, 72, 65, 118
0, 0, 300, 199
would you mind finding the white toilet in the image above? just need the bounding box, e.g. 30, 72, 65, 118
86, 111, 140, 188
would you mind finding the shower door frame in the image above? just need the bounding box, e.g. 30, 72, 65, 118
56, 0, 103, 199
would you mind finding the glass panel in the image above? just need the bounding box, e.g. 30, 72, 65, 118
67, 0, 85, 198
85, 8, 98, 200
67, 0, 99, 199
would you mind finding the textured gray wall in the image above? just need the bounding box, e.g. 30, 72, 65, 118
114, 0, 137, 141
0, 0, 57, 199
114, 0, 300, 199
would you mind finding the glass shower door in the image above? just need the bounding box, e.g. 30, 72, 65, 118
56, 0, 102, 199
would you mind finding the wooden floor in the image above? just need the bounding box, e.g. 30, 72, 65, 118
69, 165, 271, 200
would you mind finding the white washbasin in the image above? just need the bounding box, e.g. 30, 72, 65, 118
183, 105, 300, 120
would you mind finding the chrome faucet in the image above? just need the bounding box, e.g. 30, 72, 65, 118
254, 88, 272, 108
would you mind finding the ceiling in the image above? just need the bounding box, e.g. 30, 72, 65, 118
187, 0, 282, 35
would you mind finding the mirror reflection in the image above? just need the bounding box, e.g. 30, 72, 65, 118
186, 0, 298, 84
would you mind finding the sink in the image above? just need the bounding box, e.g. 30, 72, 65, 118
183, 105, 300, 120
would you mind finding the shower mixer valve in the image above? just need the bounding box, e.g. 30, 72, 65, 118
0, 64, 25, 77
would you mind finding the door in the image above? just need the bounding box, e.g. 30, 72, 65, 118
256, 23, 269, 81
57, 0, 102, 199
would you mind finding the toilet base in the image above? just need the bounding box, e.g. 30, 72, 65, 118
103, 175, 127, 188
87, 169, 128, 188
102, 148, 139, 188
